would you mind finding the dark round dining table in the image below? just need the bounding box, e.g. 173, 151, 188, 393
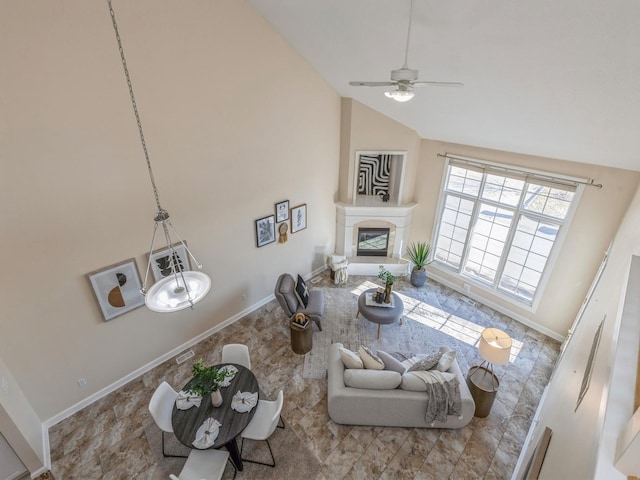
171, 363, 259, 471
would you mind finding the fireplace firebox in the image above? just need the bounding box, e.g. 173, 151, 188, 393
357, 228, 390, 257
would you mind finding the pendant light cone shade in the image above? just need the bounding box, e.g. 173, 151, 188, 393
145, 271, 211, 312
478, 328, 512, 366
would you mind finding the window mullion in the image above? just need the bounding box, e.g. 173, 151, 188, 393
459, 174, 487, 276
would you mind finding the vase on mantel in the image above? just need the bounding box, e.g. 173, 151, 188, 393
211, 389, 223, 407
384, 284, 392, 303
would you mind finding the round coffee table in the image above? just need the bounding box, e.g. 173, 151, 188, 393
356, 288, 404, 339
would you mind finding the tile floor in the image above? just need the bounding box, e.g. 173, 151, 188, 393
47, 271, 560, 479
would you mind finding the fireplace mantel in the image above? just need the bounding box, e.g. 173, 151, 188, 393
335, 201, 416, 275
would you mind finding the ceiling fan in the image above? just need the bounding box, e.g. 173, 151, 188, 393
349, 0, 463, 102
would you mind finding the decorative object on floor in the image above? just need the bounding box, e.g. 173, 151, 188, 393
406, 241, 431, 287
240, 390, 284, 468
467, 327, 512, 417
378, 265, 395, 303
290, 203, 307, 233
106, 0, 211, 313
255, 215, 276, 247
86, 258, 144, 321
356, 287, 404, 339
290, 313, 312, 354
274, 273, 325, 331
189, 358, 233, 404
147, 241, 191, 283
277, 222, 288, 243
169, 447, 236, 480
148, 381, 188, 458
275, 200, 289, 223
328, 254, 349, 285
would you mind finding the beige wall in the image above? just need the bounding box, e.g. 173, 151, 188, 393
412, 140, 640, 337
0, 0, 340, 459
338, 99, 422, 204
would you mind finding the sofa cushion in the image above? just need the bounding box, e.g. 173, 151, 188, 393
339, 347, 363, 369
377, 350, 407, 374
436, 349, 457, 372
295, 275, 309, 307
406, 351, 443, 372
400, 371, 456, 391
359, 346, 384, 370
344, 369, 401, 390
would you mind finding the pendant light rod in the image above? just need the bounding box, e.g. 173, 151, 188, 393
402, 0, 415, 69
108, 0, 163, 214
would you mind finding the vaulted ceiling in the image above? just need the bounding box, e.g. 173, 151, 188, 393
248, 0, 640, 170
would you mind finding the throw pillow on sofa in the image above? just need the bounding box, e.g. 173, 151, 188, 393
406, 351, 443, 372
377, 350, 407, 374
400, 371, 456, 391
344, 369, 402, 390
339, 347, 364, 369
359, 346, 385, 370
436, 349, 457, 372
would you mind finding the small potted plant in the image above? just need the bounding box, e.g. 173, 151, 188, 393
190, 358, 232, 407
378, 266, 395, 303
406, 241, 431, 287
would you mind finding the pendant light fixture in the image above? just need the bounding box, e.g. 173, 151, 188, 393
107, 0, 211, 312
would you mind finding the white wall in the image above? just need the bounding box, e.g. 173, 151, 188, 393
0, 0, 340, 461
514, 182, 640, 479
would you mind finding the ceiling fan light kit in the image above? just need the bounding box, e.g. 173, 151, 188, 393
349, 0, 463, 102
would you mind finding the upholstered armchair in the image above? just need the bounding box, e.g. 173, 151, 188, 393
274, 273, 324, 331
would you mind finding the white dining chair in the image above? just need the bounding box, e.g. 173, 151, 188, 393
240, 390, 284, 467
221, 343, 251, 370
148, 381, 186, 458
168, 448, 236, 480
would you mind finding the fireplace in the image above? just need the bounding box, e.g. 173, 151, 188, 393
357, 228, 390, 257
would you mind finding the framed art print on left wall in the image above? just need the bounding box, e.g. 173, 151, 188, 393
255, 214, 276, 247
87, 258, 144, 321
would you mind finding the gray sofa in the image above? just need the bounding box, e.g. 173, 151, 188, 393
327, 342, 475, 428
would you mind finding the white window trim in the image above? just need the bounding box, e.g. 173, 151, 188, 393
430, 155, 586, 312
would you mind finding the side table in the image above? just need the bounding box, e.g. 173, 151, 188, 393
466, 365, 499, 417
290, 314, 312, 354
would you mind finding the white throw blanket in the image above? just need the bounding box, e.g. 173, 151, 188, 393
410, 370, 462, 425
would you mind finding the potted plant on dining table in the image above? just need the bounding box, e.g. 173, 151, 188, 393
190, 358, 233, 407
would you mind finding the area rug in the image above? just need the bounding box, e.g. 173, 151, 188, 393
303, 280, 466, 379
145, 417, 321, 479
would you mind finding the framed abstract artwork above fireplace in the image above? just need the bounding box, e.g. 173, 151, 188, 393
353, 150, 406, 205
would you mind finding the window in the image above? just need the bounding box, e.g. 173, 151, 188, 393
433, 159, 581, 306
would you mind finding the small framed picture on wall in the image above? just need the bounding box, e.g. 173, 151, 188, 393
255, 215, 276, 247
275, 200, 289, 223
291, 204, 307, 233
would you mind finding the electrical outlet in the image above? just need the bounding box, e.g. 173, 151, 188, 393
463, 283, 471, 294
78, 378, 87, 388
1, 377, 8, 393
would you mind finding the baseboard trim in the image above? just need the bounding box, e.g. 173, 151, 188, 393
427, 271, 565, 343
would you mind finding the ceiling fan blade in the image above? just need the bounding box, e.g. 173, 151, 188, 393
349, 81, 397, 87
411, 81, 464, 88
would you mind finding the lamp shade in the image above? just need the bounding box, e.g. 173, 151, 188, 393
478, 328, 512, 365
384, 89, 414, 102
145, 271, 211, 313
